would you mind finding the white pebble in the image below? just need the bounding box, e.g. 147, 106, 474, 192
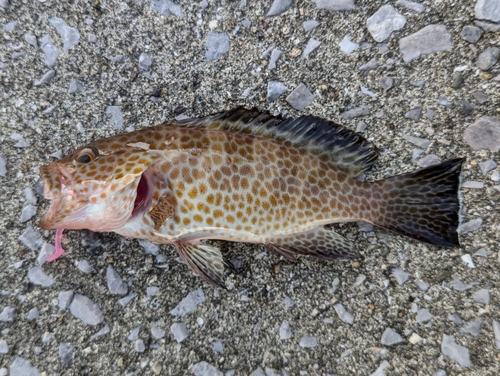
299, 335, 317, 348
339, 34, 359, 55
105, 106, 124, 131
366, 5, 406, 42
139, 52, 152, 70
0, 340, 8, 354
0, 307, 15, 322
76, 260, 95, 274
381, 328, 404, 346
303, 20, 319, 32
396, 0, 425, 14
27, 266, 54, 287
0, 154, 6, 177
118, 293, 137, 307
392, 268, 409, 285
462, 180, 484, 189
479, 159, 497, 175
493, 320, 500, 350
461, 254, 475, 268
150, 0, 184, 18
399, 24, 452, 63
279, 321, 293, 339
8, 357, 41, 376
458, 218, 483, 235
58, 290, 74, 310
334, 303, 354, 324
169, 288, 205, 317
49, 17, 80, 53
192, 362, 222, 376
416, 308, 433, 323
353, 274, 366, 287
146, 286, 159, 297
135, 339, 146, 353
415, 281, 429, 291
171, 322, 190, 343
151, 326, 166, 339
205, 32, 230, 62
441, 334, 471, 367
106, 266, 128, 295
137, 239, 160, 255
69, 294, 104, 326
128, 327, 140, 341
460, 319, 482, 337
371, 360, 390, 376
284, 296, 294, 308
268, 48, 282, 70
418, 154, 441, 168
300, 38, 321, 60
472, 289, 490, 304
286, 83, 314, 111
90, 324, 110, 340
213, 339, 224, 353
27, 308, 39, 321
403, 134, 431, 149
408, 333, 422, 344
20, 204, 37, 222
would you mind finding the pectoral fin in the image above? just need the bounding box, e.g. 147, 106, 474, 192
265, 227, 361, 261
174, 242, 227, 288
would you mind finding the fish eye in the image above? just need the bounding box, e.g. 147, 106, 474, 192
75, 147, 99, 164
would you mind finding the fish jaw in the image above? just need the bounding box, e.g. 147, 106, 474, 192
39, 163, 149, 232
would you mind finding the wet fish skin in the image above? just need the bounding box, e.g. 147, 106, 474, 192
39, 108, 463, 287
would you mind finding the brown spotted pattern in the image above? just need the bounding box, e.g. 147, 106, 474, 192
41, 122, 379, 239
109, 125, 381, 245
40, 109, 463, 286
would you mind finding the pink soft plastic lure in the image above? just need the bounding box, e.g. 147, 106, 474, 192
46, 228, 65, 262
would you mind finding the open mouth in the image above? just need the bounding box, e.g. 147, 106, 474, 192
132, 172, 151, 217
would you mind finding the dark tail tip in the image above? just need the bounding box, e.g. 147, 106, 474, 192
375, 158, 465, 247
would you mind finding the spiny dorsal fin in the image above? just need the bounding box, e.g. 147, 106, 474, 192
174, 107, 379, 176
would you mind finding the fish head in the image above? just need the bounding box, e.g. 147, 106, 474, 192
39, 141, 161, 232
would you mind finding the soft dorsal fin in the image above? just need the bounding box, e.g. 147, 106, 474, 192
174, 107, 379, 176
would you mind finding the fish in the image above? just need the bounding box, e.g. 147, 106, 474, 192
39, 108, 464, 287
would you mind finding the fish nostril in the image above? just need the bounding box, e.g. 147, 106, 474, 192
35, 178, 45, 198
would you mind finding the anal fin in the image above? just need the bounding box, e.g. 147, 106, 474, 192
174, 242, 227, 288
265, 228, 361, 261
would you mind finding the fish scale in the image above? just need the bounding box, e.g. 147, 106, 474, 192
39, 108, 464, 287
119, 127, 373, 241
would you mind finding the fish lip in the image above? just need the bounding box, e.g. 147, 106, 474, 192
38, 163, 75, 230
38, 165, 53, 199
40, 215, 55, 230
39, 164, 74, 200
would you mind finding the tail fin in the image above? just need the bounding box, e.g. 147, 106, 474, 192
373, 158, 464, 247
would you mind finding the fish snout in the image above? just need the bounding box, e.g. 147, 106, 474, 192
39, 163, 70, 199
39, 216, 54, 230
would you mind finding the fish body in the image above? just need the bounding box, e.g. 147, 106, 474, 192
40, 108, 464, 286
